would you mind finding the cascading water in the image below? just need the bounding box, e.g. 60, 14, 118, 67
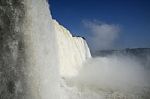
53, 20, 91, 78
0, 0, 150, 99
0, 0, 60, 99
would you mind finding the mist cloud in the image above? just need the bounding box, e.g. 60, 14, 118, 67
83, 20, 120, 52
70, 55, 150, 95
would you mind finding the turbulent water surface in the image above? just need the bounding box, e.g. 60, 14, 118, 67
0, 0, 150, 99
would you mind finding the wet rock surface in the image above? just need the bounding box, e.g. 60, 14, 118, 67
0, 0, 26, 99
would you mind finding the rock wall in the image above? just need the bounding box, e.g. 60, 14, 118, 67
0, 0, 91, 99
0, 0, 60, 99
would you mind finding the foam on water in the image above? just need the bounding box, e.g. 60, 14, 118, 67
22, 0, 60, 98
0, 0, 150, 99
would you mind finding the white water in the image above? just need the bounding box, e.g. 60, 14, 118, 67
23, 0, 150, 99
58, 53, 150, 99
52, 14, 150, 99
1, 0, 149, 99
49, 3, 150, 99
53, 20, 91, 77
22, 0, 60, 99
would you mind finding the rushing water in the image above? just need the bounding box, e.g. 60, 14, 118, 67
0, 0, 150, 99
0, 0, 59, 99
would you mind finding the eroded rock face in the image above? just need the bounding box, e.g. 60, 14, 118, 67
0, 0, 27, 99
0, 0, 60, 99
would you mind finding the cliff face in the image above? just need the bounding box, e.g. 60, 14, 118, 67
93, 48, 150, 57
0, 1, 26, 99
53, 20, 91, 77
0, 0, 60, 99
0, 0, 91, 98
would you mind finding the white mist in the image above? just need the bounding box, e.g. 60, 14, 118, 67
22, 0, 60, 99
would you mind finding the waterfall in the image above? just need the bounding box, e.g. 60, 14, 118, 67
0, 0, 60, 99
1, 0, 149, 99
0, 0, 91, 99
53, 20, 91, 78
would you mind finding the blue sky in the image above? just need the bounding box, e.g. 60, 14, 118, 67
49, 0, 150, 50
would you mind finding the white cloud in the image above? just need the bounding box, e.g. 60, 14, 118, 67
83, 20, 120, 52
